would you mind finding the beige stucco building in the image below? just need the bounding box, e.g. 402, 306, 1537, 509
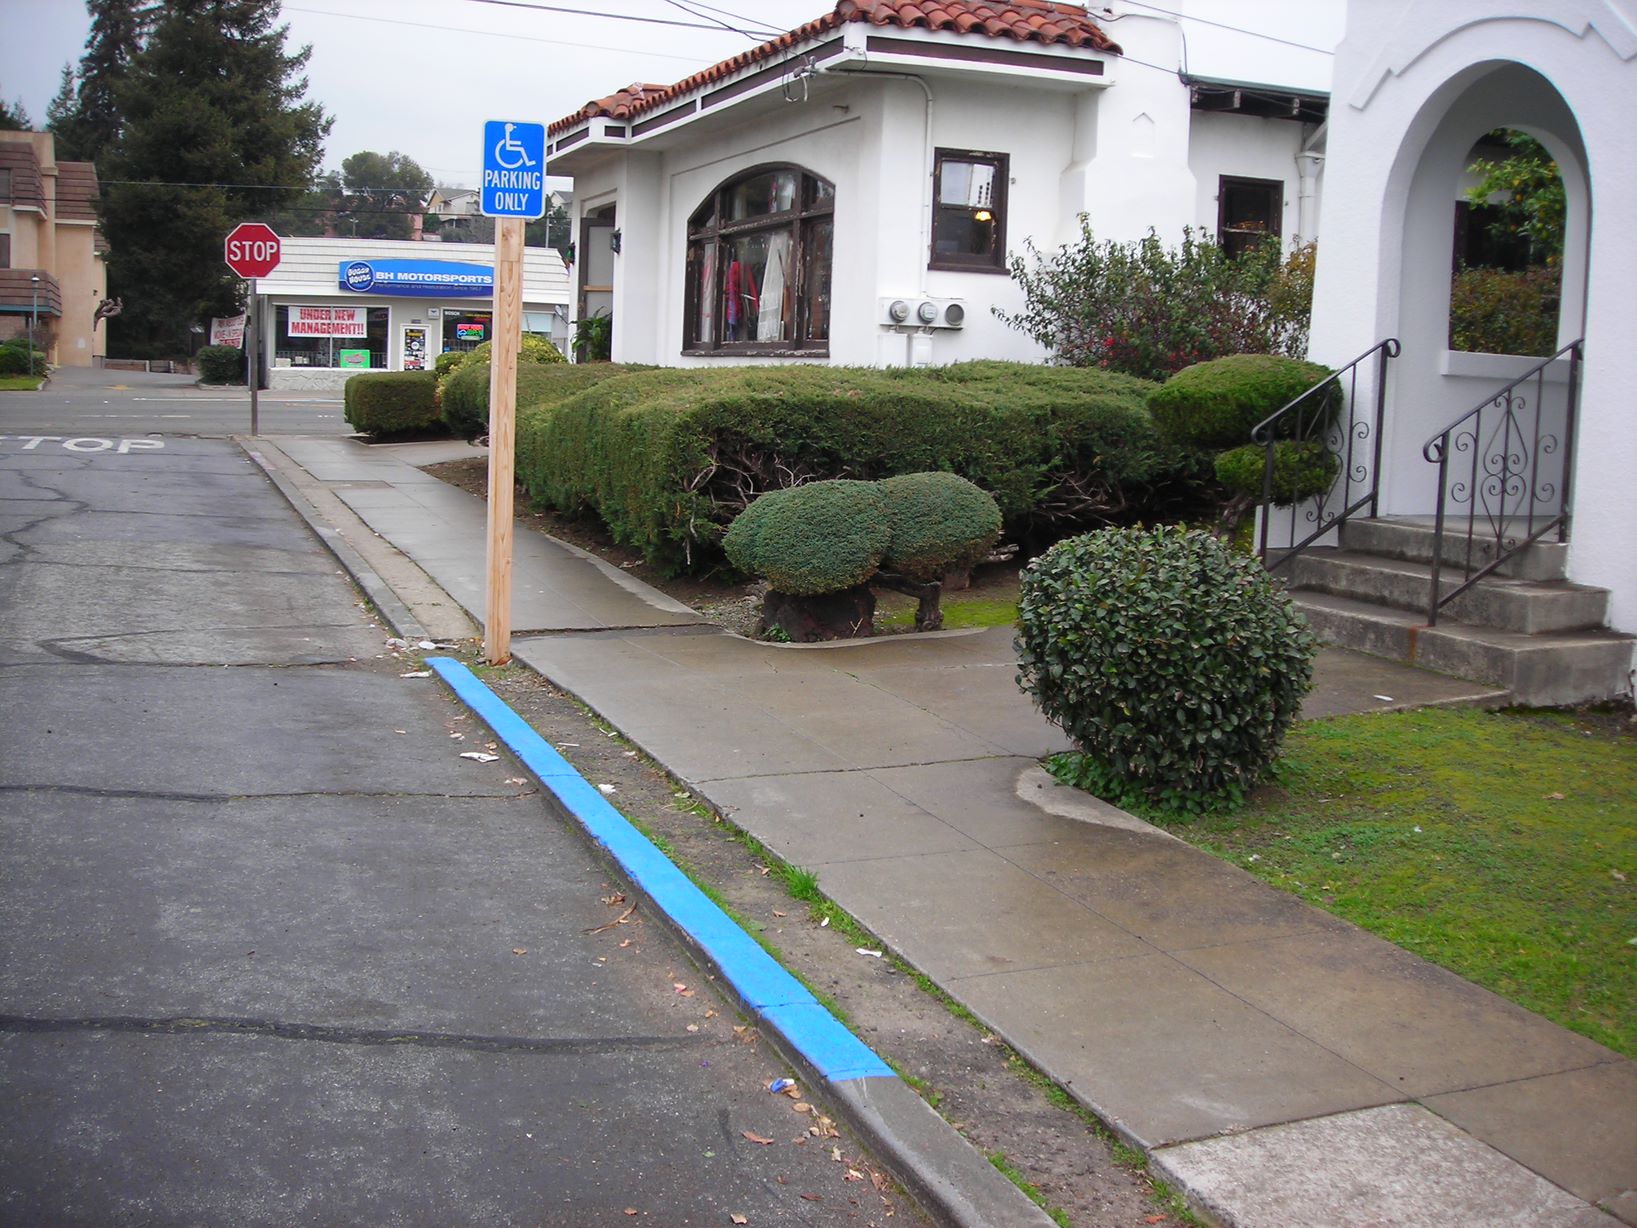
0, 129, 108, 367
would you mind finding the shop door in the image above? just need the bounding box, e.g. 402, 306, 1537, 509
401, 325, 429, 371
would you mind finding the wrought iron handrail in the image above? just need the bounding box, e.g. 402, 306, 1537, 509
1253, 338, 1400, 572
1421, 339, 1582, 625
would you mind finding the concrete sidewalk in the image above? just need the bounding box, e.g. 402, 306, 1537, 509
263, 434, 1635, 1227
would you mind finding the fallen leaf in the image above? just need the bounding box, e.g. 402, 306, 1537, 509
584, 903, 639, 934
624, 1210, 637, 1217
830, 1146, 843, 1163
799, 1193, 822, 1202
619, 938, 633, 948
704, 1008, 717, 1018
871, 1172, 890, 1193
1613, 869, 1627, 882
1145, 1216, 1168, 1225
731, 1217, 748, 1226
512, 948, 528, 956
845, 1169, 864, 1182
772, 910, 787, 918
741, 1131, 774, 1145
1545, 791, 1566, 800
602, 893, 626, 906
792, 1102, 812, 1113
687, 1023, 700, 1033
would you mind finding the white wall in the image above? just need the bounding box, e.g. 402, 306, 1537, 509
1310, 0, 1637, 635
1187, 111, 1316, 246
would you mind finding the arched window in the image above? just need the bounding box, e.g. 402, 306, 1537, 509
684, 165, 833, 354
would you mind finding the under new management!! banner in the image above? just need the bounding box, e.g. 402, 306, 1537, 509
288, 305, 367, 338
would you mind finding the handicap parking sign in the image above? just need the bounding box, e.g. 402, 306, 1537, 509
482, 120, 547, 219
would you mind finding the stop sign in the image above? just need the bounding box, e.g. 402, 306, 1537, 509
224, 222, 282, 278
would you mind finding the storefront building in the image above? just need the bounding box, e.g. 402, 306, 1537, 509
252, 237, 570, 389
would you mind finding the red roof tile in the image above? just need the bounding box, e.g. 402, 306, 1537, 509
549, 0, 1119, 135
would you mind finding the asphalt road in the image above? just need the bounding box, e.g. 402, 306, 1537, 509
0, 394, 910, 1224
1, 365, 351, 437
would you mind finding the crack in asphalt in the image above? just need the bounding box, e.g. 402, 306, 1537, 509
0, 1014, 707, 1056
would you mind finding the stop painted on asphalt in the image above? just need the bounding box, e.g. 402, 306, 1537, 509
0, 436, 166, 453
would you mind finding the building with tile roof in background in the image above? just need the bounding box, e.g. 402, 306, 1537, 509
0, 129, 109, 368
546, 0, 1332, 366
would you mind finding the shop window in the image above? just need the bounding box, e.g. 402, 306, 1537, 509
930, 150, 1008, 272
1217, 176, 1283, 258
443, 310, 492, 353
684, 165, 833, 354
273, 304, 389, 369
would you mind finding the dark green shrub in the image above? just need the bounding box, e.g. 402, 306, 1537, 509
433, 351, 465, 381
722, 480, 890, 595
1214, 440, 1339, 505
879, 472, 1002, 582
344, 371, 440, 435
194, 344, 244, 384
1015, 525, 1316, 814
515, 362, 1163, 574
1147, 354, 1336, 450
1449, 265, 1560, 357
0, 343, 47, 376
459, 334, 564, 370
444, 359, 650, 439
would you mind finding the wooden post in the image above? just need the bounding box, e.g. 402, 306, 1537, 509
484, 216, 524, 665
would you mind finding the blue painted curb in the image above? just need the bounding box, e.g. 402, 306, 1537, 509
427, 656, 896, 1085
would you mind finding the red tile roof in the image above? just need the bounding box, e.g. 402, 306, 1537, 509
549, 0, 1119, 135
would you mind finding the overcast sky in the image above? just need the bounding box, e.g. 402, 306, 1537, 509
1, 0, 1339, 189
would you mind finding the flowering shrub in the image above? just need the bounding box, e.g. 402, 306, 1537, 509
999, 224, 1311, 382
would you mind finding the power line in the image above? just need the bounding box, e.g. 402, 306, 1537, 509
660, 0, 780, 39
450, 0, 756, 32
284, 3, 722, 63
1102, 1, 1334, 56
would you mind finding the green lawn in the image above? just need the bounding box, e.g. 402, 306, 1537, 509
0, 374, 46, 391
1181, 706, 1636, 1056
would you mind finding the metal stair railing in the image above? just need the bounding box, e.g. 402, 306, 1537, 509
1253, 338, 1400, 572
1421, 339, 1582, 625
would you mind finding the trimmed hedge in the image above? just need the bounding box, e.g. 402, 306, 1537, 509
723, 480, 890, 595
513, 362, 1164, 574
195, 344, 243, 384
0, 342, 47, 376
344, 371, 439, 435
1215, 439, 1339, 505
441, 359, 648, 439
1016, 525, 1316, 814
1147, 354, 1335, 450
880, 472, 1003, 582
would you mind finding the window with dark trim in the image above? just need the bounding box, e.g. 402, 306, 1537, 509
1217, 176, 1283, 258
0, 233, 10, 269
685, 165, 833, 354
0, 169, 12, 201
930, 149, 1008, 272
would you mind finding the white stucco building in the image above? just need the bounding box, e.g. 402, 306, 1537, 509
1307, 0, 1637, 669
250, 237, 570, 390
547, 0, 1333, 369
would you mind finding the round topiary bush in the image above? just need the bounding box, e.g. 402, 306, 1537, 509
1214, 440, 1339, 506
1015, 525, 1316, 814
1147, 354, 1336, 450
723, 479, 890, 596
194, 344, 244, 385
458, 334, 564, 371
879, 472, 1003, 583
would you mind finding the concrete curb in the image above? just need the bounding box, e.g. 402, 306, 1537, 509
426, 656, 1055, 1228
239, 438, 430, 644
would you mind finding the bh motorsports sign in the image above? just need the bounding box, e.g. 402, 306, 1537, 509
339, 259, 493, 297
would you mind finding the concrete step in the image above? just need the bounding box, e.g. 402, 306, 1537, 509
1288, 549, 1609, 634
1291, 591, 1636, 706
1339, 517, 1568, 582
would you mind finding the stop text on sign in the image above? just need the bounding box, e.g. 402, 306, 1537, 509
224, 221, 283, 278
227, 237, 278, 263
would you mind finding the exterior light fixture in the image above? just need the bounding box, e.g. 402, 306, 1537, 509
609, 229, 622, 254
974, 209, 993, 223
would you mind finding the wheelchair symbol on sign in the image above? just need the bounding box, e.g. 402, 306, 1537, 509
492, 123, 536, 170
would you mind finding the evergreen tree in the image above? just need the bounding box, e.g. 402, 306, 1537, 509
102, 0, 331, 357
0, 93, 31, 130
51, 0, 152, 162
